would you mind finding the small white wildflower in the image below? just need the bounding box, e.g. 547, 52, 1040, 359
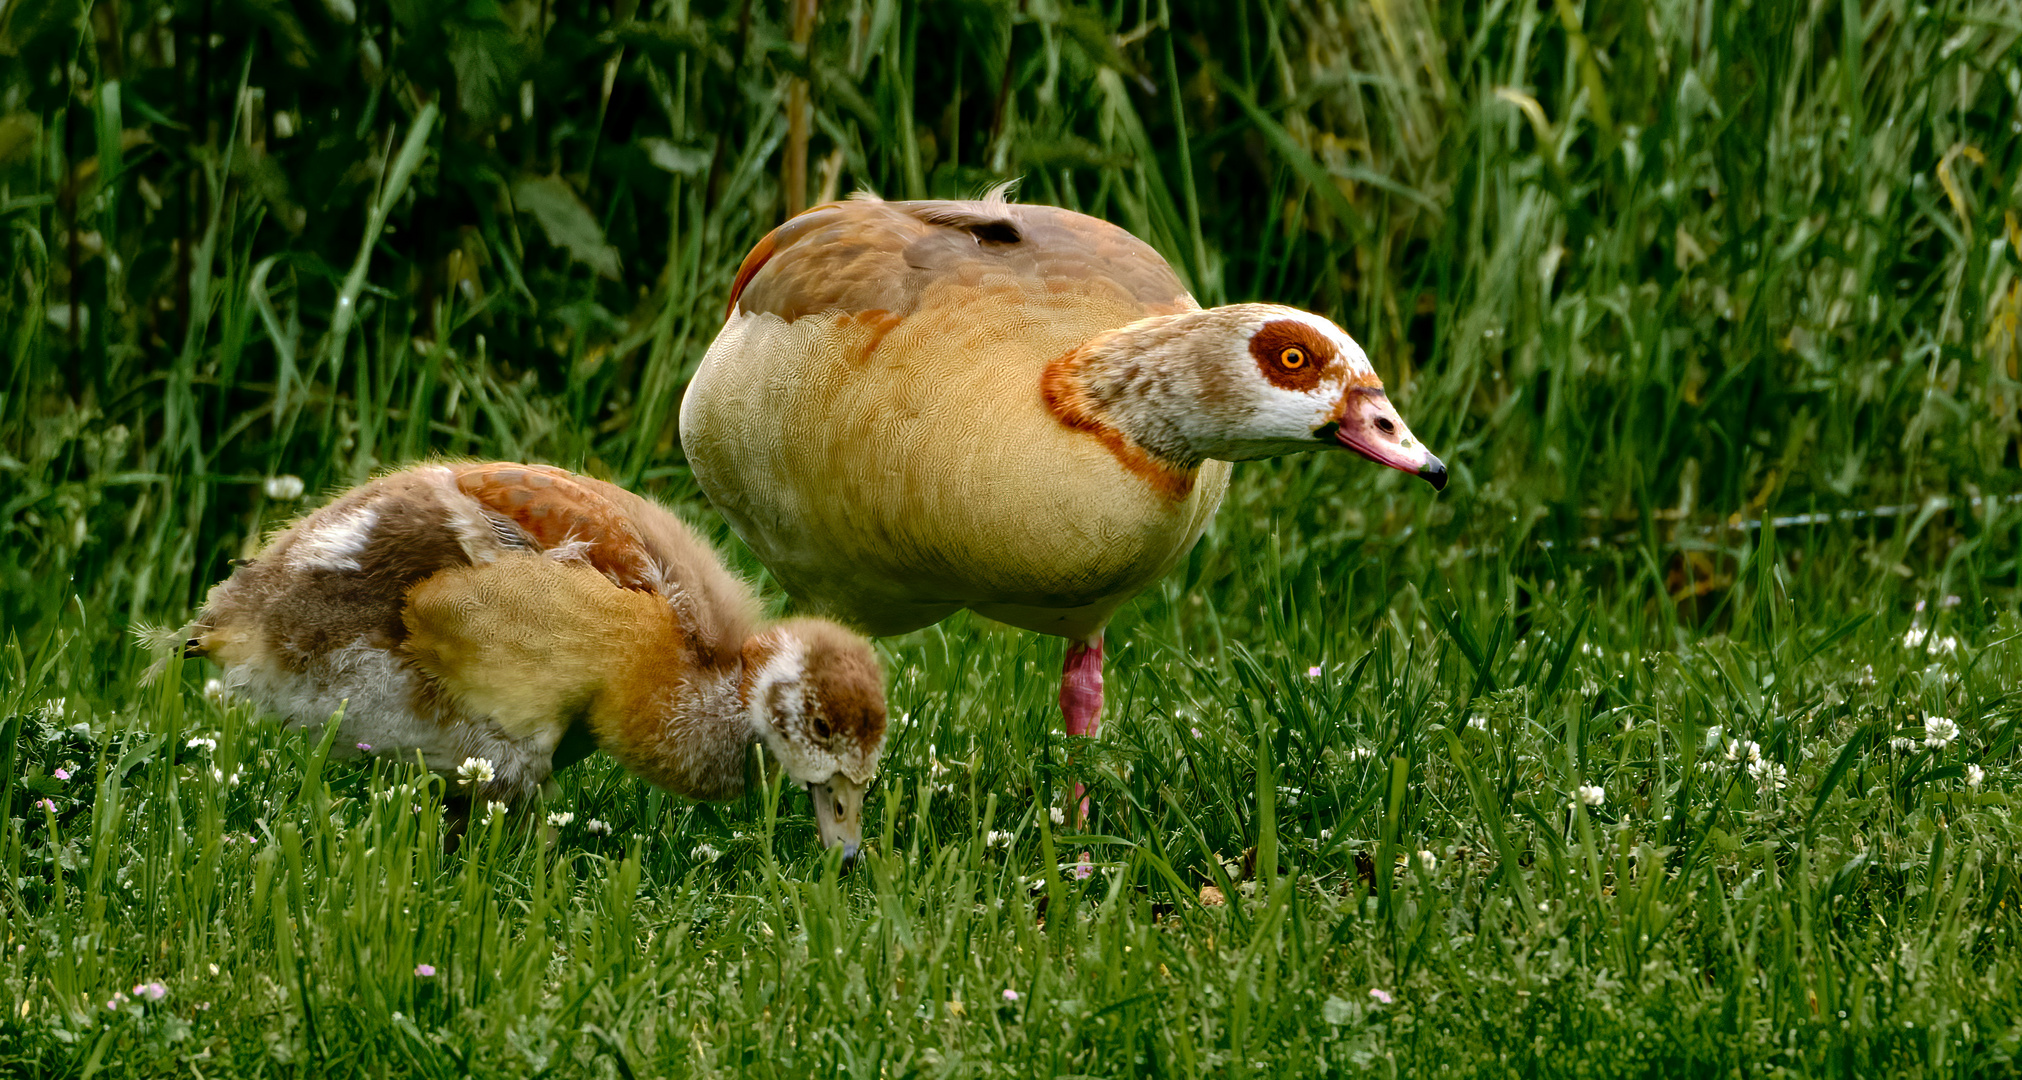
1930, 635, 1960, 654
1903, 625, 1929, 649
185, 735, 218, 752
546, 811, 575, 827
263, 475, 306, 500
985, 830, 1013, 848
1049, 807, 1066, 826
210, 767, 225, 783
1854, 664, 1876, 687
1345, 746, 1377, 761
1415, 850, 1437, 873
482, 800, 507, 823
1891, 737, 1920, 753
1467, 715, 1488, 731
1575, 784, 1605, 807
1965, 764, 1985, 789
691, 843, 723, 861
1923, 717, 1958, 749
456, 757, 496, 786
203, 679, 230, 705
1748, 759, 1788, 792
1723, 739, 1762, 765
1318, 828, 1333, 841
585, 818, 611, 836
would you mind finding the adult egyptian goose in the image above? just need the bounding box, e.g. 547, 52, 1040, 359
168, 462, 885, 855
679, 187, 1443, 759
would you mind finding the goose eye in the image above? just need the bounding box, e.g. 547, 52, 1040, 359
1278, 347, 1307, 370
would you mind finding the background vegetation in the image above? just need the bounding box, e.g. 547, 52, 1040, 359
5, 0, 2022, 1074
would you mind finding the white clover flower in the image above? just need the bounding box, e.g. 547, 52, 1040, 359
1415, 850, 1437, 873
1724, 739, 1762, 765
1748, 759, 1788, 792
1345, 746, 1377, 761
480, 800, 507, 824
691, 843, 723, 861
1903, 625, 1929, 649
985, 830, 1013, 848
585, 818, 611, 836
1854, 664, 1876, 687
186, 735, 218, 752
1923, 717, 1958, 749
1891, 736, 1920, 753
1049, 807, 1066, 826
1575, 785, 1605, 807
1965, 764, 1985, 789
456, 757, 496, 786
1467, 715, 1488, 731
131, 981, 167, 1002
203, 679, 230, 705
546, 811, 575, 827
263, 475, 306, 500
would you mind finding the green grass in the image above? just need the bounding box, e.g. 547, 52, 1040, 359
6, 0, 2022, 1075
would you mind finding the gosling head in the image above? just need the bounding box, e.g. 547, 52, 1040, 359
743, 617, 887, 861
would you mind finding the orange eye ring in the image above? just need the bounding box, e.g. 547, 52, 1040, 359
1279, 346, 1308, 370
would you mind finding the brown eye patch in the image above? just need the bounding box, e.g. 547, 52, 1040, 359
1248, 320, 1335, 391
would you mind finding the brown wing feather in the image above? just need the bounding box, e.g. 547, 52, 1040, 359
728, 196, 1196, 325
451, 463, 660, 592
451, 462, 760, 672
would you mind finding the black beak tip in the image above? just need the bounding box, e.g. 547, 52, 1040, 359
1419, 456, 1448, 491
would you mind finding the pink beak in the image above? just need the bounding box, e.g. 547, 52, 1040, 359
1334, 388, 1447, 490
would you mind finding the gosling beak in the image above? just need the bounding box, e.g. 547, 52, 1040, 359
807, 775, 865, 863
1331, 387, 1447, 490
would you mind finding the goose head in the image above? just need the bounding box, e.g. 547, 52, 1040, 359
743, 617, 887, 860
1057, 303, 1447, 488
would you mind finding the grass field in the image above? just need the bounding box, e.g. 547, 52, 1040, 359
6, 0, 2022, 1075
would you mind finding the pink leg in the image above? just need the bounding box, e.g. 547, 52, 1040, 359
1060, 635, 1105, 737
1060, 634, 1104, 827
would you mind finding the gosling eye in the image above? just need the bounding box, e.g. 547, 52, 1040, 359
1376, 417, 1396, 435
